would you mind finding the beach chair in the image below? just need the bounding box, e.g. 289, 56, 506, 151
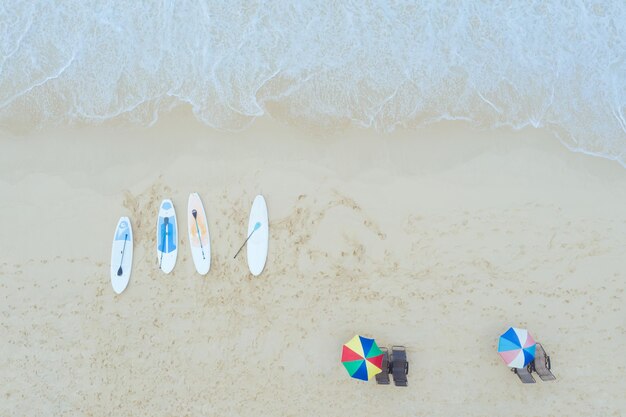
533, 343, 556, 381
390, 346, 409, 387
375, 347, 390, 385
512, 364, 536, 383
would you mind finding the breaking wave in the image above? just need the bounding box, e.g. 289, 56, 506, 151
0, 1, 625, 165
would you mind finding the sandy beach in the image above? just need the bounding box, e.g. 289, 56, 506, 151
1, 110, 625, 416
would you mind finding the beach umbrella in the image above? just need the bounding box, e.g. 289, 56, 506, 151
498, 327, 536, 368
341, 335, 384, 381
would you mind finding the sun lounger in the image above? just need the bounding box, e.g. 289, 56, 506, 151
533, 343, 556, 381
390, 346, 409, 387
375, 347, 390, 385
513, 364, 536, 383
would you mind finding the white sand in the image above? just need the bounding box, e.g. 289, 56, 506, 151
1, 112, 625, 416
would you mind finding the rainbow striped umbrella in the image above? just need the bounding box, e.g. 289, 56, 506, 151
341, 335, 384, 381
498, 327, 536, 368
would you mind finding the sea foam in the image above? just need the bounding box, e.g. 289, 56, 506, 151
0, 1, 624, 165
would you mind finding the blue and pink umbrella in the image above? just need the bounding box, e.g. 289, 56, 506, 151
498, 327, 536, 368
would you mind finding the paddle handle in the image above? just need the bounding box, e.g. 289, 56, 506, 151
159, 219, 168, 269
193, 217, 206, 260
233, 226, 259, 259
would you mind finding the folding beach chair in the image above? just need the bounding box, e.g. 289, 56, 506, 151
533, 343, 556, 381
375, 347, 390, 385
390, 346, 409, 387
512, 364, 536, 383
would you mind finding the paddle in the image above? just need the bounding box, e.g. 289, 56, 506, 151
159, 217, 169, 269
117, 233, 128, 276
233, 222, 261, 259
191, 209, 206, 260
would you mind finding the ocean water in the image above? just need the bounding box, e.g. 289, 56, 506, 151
0, 1, 624, 165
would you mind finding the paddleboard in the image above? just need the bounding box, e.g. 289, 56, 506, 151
247, 195, 269, 276
157, 199, 178, 274
110, 217, 133, 294
187, 193, 211, 275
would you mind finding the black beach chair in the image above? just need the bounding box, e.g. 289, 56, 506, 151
512, 364, 536, 384
375, 347, 390, 385
533, 343, 556, 381
390, 346, 409, 387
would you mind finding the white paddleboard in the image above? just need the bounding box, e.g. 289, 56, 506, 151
110, 217, 133, 294
247, 195, 269, 276
187, 193, 211, 275
157, 199, 178, 274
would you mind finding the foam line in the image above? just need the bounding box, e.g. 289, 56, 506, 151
0, 1, 623, 167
